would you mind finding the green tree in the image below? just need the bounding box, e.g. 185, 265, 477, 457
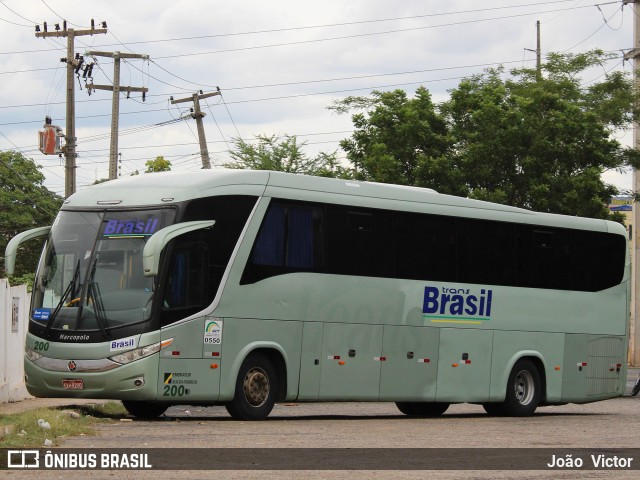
443, 50, 640, 218
225, 134, 353, 178
333, 50, 640, 219
331, 87, 456, 191
0, 151, 63, 281
145, 156, 172, 173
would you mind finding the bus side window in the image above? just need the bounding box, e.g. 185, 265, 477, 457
241, 201, 324, 284
516, 226, 570, 290
457, 218, 516, 287
326, 205, 393, 278
572, 230, 626, 292
394, 211, 456, 282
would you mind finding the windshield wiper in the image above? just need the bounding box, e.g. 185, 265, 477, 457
86, 257, 110, 339
88, 280, 109, 339
44, 260, 80, 334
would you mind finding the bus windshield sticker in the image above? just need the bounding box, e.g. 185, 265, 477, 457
109, 335, 139, 352
33, 308, 51, 321
204, 319, 223, 345
101, 217, 160, 238
423, 285, 493, 325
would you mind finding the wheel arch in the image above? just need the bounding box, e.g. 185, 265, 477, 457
223, 342, 288, 402
494, 351, 547, 402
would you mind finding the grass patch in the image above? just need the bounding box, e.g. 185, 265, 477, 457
0, 402, 127, 448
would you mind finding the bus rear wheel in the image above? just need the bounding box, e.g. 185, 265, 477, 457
484, 359, 541, 417
121, 400, 168, 419
226, 352, 277, 420
396, 402, 449, 417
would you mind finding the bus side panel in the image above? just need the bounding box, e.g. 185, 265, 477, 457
318, 323, 383, 400
488, 331, 564, 403
219, 318, 303, 402
378, 325, 440, 401
159, 317, 221, 401
297, 321, 324, 400
561, 334, 626, 403
435, 328, 492, 402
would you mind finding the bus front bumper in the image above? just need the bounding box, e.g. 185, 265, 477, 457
24, 353, 160, 401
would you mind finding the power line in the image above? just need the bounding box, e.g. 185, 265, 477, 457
153, 4, 612, 61
0, 1, 611, 57
0, 56, 542, 111
0, 52, 628, 130
0, 0, 37, 24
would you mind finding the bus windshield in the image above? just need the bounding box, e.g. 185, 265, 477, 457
31, 209, 175, 334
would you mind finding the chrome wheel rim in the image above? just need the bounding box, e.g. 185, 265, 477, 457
243, 367, 270, 407
514, 370, 534, 405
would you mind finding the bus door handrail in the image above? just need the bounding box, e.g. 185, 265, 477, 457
142, 220, 215, 277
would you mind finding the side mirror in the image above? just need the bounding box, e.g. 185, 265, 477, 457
142, 220, 215, 277
4, 226, 51, 275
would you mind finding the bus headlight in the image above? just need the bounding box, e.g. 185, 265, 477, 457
25, 347, 42, 363
108, 338, 173, 365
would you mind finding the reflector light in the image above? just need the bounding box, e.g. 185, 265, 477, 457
172, 351, 180, 356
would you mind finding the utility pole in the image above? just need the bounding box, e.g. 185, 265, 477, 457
171, 91, 220, 169
535, 20, 541, 80
35, 20, 107, 197
85, 51, 149, 180
624, 0, 640, 367
525, 20, 542, 80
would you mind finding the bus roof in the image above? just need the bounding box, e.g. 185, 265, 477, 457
63, 169, 621, 234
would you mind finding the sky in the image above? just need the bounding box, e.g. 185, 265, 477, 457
0, 0, 635, 197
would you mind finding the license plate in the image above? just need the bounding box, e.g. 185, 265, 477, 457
62, 379, 84, 390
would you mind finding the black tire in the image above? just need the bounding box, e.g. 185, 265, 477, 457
500, 359, 541, 417
121, 400, 168, 419
395, 401, 449, 417
225, 352, 277, 420
632, 378, 640, 397
482, 403, 506, 416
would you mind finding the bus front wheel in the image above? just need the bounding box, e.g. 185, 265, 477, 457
226, 352, 277, 420
396, 402, 449, 417
121, 400, 168, 419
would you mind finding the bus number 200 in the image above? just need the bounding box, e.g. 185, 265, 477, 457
163, 385, 189, 397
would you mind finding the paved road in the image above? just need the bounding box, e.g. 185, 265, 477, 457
3, 369, 640, 479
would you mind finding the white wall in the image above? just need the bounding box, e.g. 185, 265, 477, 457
0, 279, 31, 403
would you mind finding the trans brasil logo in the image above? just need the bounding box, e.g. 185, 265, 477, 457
422, 285, 493, 324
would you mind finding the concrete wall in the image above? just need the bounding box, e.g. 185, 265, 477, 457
0, 279, 30, 403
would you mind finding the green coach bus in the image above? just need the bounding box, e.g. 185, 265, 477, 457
5, 170, 629, 420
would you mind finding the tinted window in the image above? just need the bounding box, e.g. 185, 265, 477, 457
326, 205, 393, 278
394, 212, 456, 282
241, 201, 324, 284
458, 219, 516, 286
239, 198, 626, 292
516, 226, 570, 289
572, 230, 626, 292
